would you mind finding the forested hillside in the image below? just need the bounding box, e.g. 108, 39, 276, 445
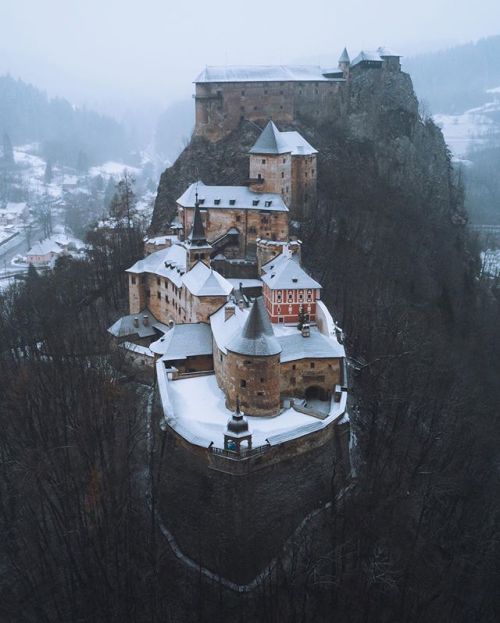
404, 35, 500, 114
0, 75, 128, 165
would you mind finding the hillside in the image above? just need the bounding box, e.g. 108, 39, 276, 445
0, 75, 128, 166
149, 67, 500, 621
404, 35, 500, 114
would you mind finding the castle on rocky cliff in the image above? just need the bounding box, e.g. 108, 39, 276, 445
194, 46, 401, 141
106, 48, 400, 584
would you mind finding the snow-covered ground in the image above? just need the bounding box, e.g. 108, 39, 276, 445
434, 88, 500, 158
157, 369, 347, 449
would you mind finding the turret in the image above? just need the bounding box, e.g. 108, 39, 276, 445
183, 194, 212, 269
226, 297, 282, 416
338, 47, 350, 77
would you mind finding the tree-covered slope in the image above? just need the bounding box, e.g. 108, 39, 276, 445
0, 75, 128, 165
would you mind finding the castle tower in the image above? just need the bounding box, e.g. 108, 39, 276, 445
183, 196, 212, 270
338, 47, 350, 77
249, 121, 318, 219
226, 297, 281, 416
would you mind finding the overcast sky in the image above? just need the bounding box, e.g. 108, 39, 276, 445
1, 0, 499, 115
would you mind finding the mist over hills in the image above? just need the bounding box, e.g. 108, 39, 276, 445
0, 75, 129, 166
404, 35, 500, 115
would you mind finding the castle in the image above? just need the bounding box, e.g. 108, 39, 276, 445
108, 48, 399, 583
194, 46, 401, 141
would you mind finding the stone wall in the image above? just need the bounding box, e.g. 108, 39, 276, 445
132, 273, 227, 324
194, 80, 346, 142
249, 153, 292, 206
280, 357, 342, 398
291, 153, 318, 218
224, 350, 281, 416
179, 206, 289, 258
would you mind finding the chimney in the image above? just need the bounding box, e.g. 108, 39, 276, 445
143, 315, 149, 326
237, 299, 245, 310
301, 322, 310, 338
225, 304, 236, 321
133, 317, 139, 328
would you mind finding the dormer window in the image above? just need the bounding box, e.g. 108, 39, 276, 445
214, 198, 221, 205
264, 200, 272, 207
229, 199, 236, 206
198, 198, 205, 205
252, 199, 259, 206
292, 278, 298, 283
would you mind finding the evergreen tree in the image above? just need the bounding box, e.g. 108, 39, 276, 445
2, 133, 14, 166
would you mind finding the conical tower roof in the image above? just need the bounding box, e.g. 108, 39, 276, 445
227, 297, 281, 357
339, 47, 350, 64
249, 121, 283, 155
187, 199, 208, 246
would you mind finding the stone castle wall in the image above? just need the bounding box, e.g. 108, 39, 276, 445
249, 153, 292, 205
179, 206, 289, 258
194, 80, 345, 142
280, 357, 342, 399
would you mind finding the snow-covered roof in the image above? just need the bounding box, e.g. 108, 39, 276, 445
377, 46, 401, 58
177, 181, 288, 212
210, 303, 250, 355
120, 341, 154, 357
261, 255, 322, 290
339, 47, 350, 63
27, 239, 62, 256
126, 244, 187, 286
195, 65, 343, 83
4, 202, 27, 214
108, 310, 169, 339
145, 235, 179, 246
351, 50, 384, 67
227, 297, 282, 357
249, 121, 317, 156
278, 328, 344, 363
150, 323, 213, 360
182, 261, 233, 297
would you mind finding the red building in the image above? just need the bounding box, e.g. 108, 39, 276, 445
261, 252, 322, 323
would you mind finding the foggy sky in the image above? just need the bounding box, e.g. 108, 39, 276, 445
1, 0, 499, 115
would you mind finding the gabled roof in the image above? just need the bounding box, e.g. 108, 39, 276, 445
126, 244, 187, 287
108, 309, 169, 339
177, 181, 288, 212
261, 255, 322, 290
227, 297, 281, 357
182, 261, 233, 297
249, 121, 317, 156
150, 323, 213, 360
278, 329, 344, 363
194, 65, 342, 83
351, 50, 384, 67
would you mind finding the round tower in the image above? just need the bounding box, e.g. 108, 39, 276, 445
338, 47, 350, 78
226, 297, 281, 416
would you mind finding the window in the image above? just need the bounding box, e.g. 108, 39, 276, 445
278, 317, 284, 323
240, 379, 246, 388
281, 172, 284, 178
157, 278, 160, 286
257, 391, 264, 396
214, 198, 221, 205
241, 90, 245, 95
292, 364, 296, 370
252, 199, 260, 206
261, 159, 266, 165
229, 199, 236, 206
157, 291, 161, 299
198, 198, 205, 205
283, 158, 286, 163
312, 169, 315, 175
220, 353, 223, 362
310, 362, 315, 369
260, 378, 264, 383
257, 173, 262, 180
131, 276, 136, 284
165, 295, 169, 302
264, 200, 272, 207
264, 89, 268, 94
146, 289, 151, 298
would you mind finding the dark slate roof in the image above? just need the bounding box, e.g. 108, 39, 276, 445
227, 297, 281, 357
187, 202, 208, 245
339, 47, 350, 63
249, 121, 317, 156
